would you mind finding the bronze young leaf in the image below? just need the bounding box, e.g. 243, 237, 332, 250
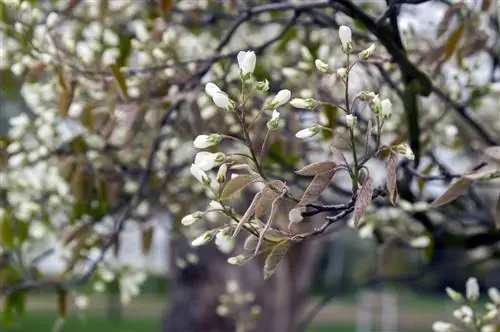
295, 160, 336, 176
387, 152, 398, 206
220, 174, 257, 200
263, 240, 290, 280
430, 177, 473, 207
299, 168, 337, 206
354, 176, 373, 223
255, 180, 286, 217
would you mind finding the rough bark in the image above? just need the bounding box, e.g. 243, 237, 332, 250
163, 232, 322, 332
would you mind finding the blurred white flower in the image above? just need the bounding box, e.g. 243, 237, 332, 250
395, 143, 415, 160
314, 59, 329, 73
215, 231, 234, 253
74, 295, 89, 310
466, 277, 479, 301
381, 98, 392, 119
432, 321, 455, 332
409, 236, 430, 248
358, 43, 376, 59
488, 287, 500, 304
345, 114, 357, 128
267, 109, 281, 130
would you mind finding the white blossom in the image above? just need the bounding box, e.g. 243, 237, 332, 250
194, 151, 225, 171
339, 25, 352, 53
191, 230, 214, 247
288, 208, 304, 224
395, 143, 415, 160
466, 277, 480, 301
193, 134, 222, 149
46, 11, 59, 28
237, 50, 256, 75
190, 163, 210, 185
205, 82, 222, 97
215, 231, 234, 253
212, 91, 234, 110
269, 89, 291, 108
336, 67, 347, 80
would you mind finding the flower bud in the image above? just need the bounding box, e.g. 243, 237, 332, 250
191, 230, 215, 247
227, 254, 247, 265
358, 43, 376, 60
190, 163, 211, 185
212, 92, 235, 110
237, 50, 256, 76
195, 151, 225, 171
295, 124, 320, 139
290, 98, 317, 109
181, 211, 204, 226
339, 25, 352, 53
217, 164, 228, 183
193, 134, 222, 149
267, 110, 281, 130
314, 59, 329, 73
268, 89, 291, 108
205, 82, 221, 97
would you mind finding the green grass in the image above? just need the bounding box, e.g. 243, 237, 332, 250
2, 312, 431, 332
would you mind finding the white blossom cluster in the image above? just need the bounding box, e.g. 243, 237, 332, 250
433, 277, 500, 332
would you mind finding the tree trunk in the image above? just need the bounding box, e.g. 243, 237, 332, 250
163, 233, 322, 332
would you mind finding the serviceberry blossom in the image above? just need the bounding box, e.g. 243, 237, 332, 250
338, 25, 352, 53
290, 98, 317, 109
205, 82, 234, 110
295, 124, 320, 139
194, 151, 225, 171
268, 89, 291, 108
181, 211, 205, 226
190, 163, 210, 185
191, 230, 215, 247
193, 134, 222, 149
488, 287, 500, 304
237, 50, 256, 76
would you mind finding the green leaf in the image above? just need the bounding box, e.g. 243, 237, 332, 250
220, 175, 256, 200
110, 64, 129, 101
263, 240, 290, 280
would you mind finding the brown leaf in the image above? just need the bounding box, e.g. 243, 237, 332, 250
495, 194, 500, 229
295, 161, 336, 176
430, 177, 473, 207
255, 193, 284, 256
232, 191, 261, 239
481, 0, 492, 11
57, 289, 68, 319
255, 180, 285, 217
220, 174, 256, 200
299, 169, 336, 206
354, 177, 373, 223
464, 169, 500, 181
484, 146, 500, 164
436, 5, 459, 38
263, 240, 290, 280
141, 226, 154, 254
387, 152, 398, 206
